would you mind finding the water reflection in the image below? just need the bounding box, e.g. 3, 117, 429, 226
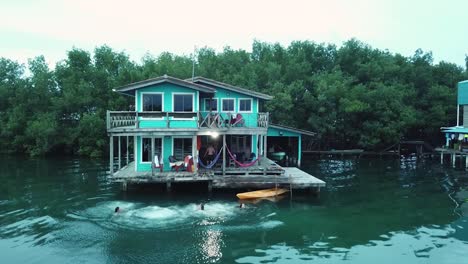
1, 156, 468, 263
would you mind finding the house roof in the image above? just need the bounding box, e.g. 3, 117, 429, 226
114, 75, 216, 96
441, 126, 468, 134
188, 77, 273, 100
270, 124, 316, 136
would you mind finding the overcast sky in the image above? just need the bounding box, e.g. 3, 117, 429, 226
1, 0, 467, 68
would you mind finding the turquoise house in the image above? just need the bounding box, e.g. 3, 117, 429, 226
441, 80, 468, 149
107, 75, 314, 176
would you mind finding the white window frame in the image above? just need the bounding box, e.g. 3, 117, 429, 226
204, 98, 218, 112
171, 92, 195, 121
221, 98, 236, 113
172, 93, 194, 112
238, 98, 253, 113
140, 92, 164, 120
172, 136, 193, 159
140, 136, 163, 164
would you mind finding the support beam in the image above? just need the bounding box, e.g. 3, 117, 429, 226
264, 135, 268, 160
166, 181, 172, 192
118, 136, 121, 170
452, 154, 456, 167
440, 152, 443, 164
121, 181, 127, 191
222, 134, 226, 175
192, 135, 198, 173
126, 136, 129, 165
110, 135, 114, 175
208, 181, 213, 192
457, 104, 460, 126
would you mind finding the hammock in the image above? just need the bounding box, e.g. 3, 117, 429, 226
198, 148, 223, 169
226, 147, 260, 168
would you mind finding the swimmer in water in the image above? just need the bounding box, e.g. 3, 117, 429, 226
114, 206, 120, 213
239, 203, 245, 208
199, 203, 205, 210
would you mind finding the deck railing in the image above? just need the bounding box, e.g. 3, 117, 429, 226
107, 111, 269, 130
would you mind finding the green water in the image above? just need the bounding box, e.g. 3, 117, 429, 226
1, 156, 467, 264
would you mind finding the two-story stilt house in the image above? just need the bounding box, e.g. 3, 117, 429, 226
107, 75, 324, 191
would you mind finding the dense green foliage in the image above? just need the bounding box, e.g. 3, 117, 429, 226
0, 40, 467, 157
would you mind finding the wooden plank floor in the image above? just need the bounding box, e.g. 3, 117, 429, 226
110, 160, 326, 189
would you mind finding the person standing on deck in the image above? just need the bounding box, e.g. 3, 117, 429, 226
204, 144, 216, 164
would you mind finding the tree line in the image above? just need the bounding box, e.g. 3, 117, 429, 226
1, 39, 467, 157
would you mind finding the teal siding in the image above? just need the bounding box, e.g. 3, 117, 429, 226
267, 127, 301, 137
458, 81, 468, 105
135, 83, 198, 128
204, 87, 259, 127
135, 135, 183, 171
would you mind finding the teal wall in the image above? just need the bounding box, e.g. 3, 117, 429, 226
267, 127, 302, 164
267, 127, 301, 137
135, 83, 199, 128
200, 87, 260, 127
458, 81, 468, 105
136, 135, 186, 172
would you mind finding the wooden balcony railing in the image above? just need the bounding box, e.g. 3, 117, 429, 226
107, 111, 269, 130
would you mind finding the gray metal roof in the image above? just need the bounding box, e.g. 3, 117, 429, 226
270, 124, 316, 136
114, 75, 216, 96
189, 77, 273, 100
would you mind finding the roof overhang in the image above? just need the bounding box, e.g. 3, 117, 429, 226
269, 124, 316, 136
441, 126, 468, 133
114, 75, 216, 97
189, 77, 273, 100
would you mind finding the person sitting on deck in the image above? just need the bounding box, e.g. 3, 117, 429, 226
204, 144, 216, 164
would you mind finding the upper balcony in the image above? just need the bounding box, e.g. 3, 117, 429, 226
107, 111, 269, 132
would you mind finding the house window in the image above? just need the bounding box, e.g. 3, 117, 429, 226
239, 99, 252, 112
174, 94, 193, 112
142, 138, 162, 162
142, 94, 162, 111
204, 98, 218, 112
173, 138, 192, 160
222, 99, 235, 112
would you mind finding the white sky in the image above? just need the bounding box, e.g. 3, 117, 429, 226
1, 0, 467, 68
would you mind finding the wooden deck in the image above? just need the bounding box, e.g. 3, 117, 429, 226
109, 158, 326, 190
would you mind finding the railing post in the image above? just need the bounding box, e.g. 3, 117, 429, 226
106, 111, 111, 129
166, 112, 170, 128
135, 112, 139, 128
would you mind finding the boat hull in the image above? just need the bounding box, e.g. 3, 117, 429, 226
236, 188, 288, 199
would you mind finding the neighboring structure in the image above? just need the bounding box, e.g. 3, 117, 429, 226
439, 80, 468, 166
106, 75, 324, 191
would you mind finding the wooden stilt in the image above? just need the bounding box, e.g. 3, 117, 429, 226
440, 152, 443, 164
452, 154, 456, 167
110, 135, 114, 175
126, 136, 129, 165
208, 181, 213, 192
222, 134, 226, 176
166, 181, 172, 192
121, 181, 127, 191
118, 136, 121, 170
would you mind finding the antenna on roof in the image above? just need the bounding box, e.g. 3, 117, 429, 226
192, 45, 198, 82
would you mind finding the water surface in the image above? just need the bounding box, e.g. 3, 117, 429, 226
0, 156, 467, 263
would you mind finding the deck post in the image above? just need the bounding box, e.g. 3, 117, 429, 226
192, 135, 198, 173
222, 134, 226, 176
110, 135, 114, 175
257, 134, 261, 166
118, 136, 121, 170
208, 181, 213, 192
452, 154, 456, 167
126, 136, 129, 165
264, 135, 268, 161
440, 152, 443, 164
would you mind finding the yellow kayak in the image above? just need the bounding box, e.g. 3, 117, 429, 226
236, 188, 288, 200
